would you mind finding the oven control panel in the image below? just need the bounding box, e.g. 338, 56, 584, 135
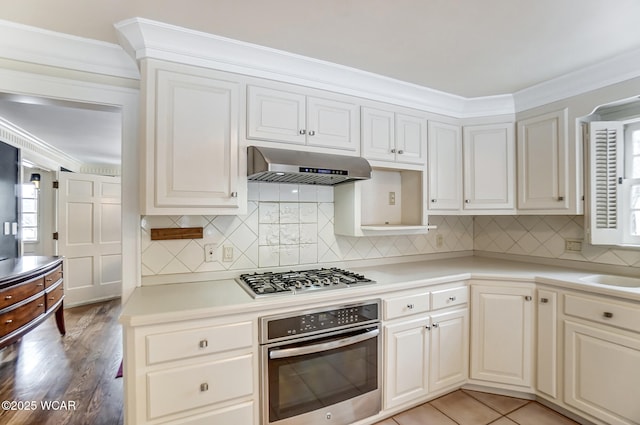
262, 301, 379, 342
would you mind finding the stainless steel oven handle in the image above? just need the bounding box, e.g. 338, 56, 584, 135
269, 328, 379, 359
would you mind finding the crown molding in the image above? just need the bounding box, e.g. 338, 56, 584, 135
513, 47, 640, 112
0, 19, 139, 80
115, 17, 515, 118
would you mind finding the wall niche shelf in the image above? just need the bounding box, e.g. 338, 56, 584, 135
334, 168, 431, 237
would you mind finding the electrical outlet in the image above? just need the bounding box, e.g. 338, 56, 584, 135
565, 239, 583, 252
222, 245, 234, 262
436, 234, 444, 248
389, 192, 396, 205
204, 243, 217, 262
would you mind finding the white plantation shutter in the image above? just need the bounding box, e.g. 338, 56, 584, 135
588, 121, 624, 245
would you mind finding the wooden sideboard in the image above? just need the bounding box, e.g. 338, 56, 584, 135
0, 257, 65, 349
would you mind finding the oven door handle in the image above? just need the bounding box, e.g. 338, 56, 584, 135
269, 328, 379, 359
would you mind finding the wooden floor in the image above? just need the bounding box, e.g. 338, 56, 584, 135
0, 299, 123, 425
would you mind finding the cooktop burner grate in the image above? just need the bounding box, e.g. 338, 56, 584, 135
237, 267, 374, 297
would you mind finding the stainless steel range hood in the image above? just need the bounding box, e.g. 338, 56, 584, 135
247, 146, 371, 185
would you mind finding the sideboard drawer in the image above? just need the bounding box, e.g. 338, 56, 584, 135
384, 291, 431, 320
431, 285, 468, 310
0, 295, 46, 336
565, 293, 640, 333
0, 277, 45, 310
146, 321, 253, 365
45, 282, 64, 311
44, 265, 63, 289
147, 354, 253, 419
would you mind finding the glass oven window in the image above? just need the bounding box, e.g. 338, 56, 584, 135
268, 328, 378, 422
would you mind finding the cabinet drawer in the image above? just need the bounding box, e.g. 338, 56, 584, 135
163, 401, 253, 425
0, 295, 46, 337
431, 286, 468, 310
0, 277, 45, 309
565, 293, 640, 333
45, 282, 64, 311
384, 291, 430, 320
147, 354, 253, 419
44, 265, 63, 289
146, 321, 253, 365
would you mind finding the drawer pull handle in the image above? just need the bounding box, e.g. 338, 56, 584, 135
38, 304, 44, 307
603, 312, 613, 319
540, 298, 549, 303
5, 319, 12, 324
46, 278, 53, 282
200, 383, 209, 392
524, 296, 532, 301
49, 297, 55, 301
199, 339, 208, 349
4, 295, 12, 300
36, 283, 44, 287
448, 296, 456, 302
406, 303, 414, 309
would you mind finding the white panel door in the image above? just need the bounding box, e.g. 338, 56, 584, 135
565, 321, 640, 425
463, 123, 515, 210
429, 308, 469, 393
428, 121, 463, 211
470, 284, 534, 388
57, 171, 121, 306
306, 95, 359, 152
395, 113, 426, 164
246, 85, 306, 145
517, 109, 568, 210
361, 107, 395, 162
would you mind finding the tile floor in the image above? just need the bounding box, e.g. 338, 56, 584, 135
375, 390, 580, 425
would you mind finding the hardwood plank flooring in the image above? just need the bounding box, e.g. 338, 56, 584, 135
0, 299, 123, 425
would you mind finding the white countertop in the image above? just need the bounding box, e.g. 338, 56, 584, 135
121, 256, 640, 327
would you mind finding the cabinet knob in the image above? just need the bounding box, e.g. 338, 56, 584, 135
230, 192, 238, 198
390, 148, 396, 153
558, 196, 564, 201
398, 150, 404, 154
299, 129, 306, 135
448, 296, 456, 302
4, 295, 12, 300
308, 130, 316, 136
425, 325, 431, 330
603, 312, 613, 318
524, 296, 532, 301
406, 303, 414, 309
199, 339, 208, 349
432, 323, 439, 328
540, 298, 549, 303
431, 199, 437, 203
465, 199, 470, 204
200, 383, 209, 392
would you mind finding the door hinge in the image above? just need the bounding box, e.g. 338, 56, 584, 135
52, 232, 59, 240
53, 181, 59, 189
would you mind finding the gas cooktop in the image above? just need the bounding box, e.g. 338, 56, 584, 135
237, 267, 375, 298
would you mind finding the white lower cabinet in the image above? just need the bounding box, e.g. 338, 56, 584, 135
383, 284, 468, 410
123, 316, 257, 425
470, 282, 534, 389
536, 289, 558, 400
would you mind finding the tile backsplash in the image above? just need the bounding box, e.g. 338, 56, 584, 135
140, 182, 473, 276
474, 215, 640, 268
140, 185, 640, 277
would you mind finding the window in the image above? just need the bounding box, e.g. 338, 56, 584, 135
588, 120, 640, 246
21, 184, 38, 242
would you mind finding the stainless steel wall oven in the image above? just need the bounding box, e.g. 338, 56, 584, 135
260, 300, 381, 425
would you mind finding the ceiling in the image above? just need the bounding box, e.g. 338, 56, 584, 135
1, 0, 640, 165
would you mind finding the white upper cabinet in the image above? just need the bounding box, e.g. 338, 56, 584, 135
427, 121, 463, 210
517, 109, 569, 211
141, 59, 245, 215
247, 85, 360, 153
463, 123, 516, 211
362, 105, 426, 165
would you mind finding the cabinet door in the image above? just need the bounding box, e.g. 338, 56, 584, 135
154, 67, 240, 211
463, 123, 515, 210
565, 321, 640, 425
428, 121, 462, 211
536, 290, 557, 400
517, 109, 568, 210
306, 95, 359, 152
395, 113, 426, 164
361, 107, 395, 162
384, 316, 430, 408
247, 85, 306, 145
470, 284, 533, 388
429, 308, 468, 393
